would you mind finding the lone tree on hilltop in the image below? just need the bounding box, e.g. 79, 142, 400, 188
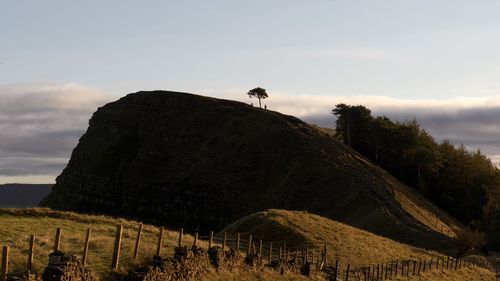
247, 87, 268, 108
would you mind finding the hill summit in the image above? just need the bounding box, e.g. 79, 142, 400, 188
42, 91, 460, 252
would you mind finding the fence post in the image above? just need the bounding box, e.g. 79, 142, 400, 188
324, 244, 327, 266
385, 262, 389, 279
209, 231, 214, 249
156, 227, 164, 256
247, 234, 252, 256
178, 228, 183, 247
401, 261, 404, 277
334, 260, 339, 280
193, 232, 198, 247
54, 228, 62, 252
345, 264, 350, 281
283, 242, 287, 261
446, 257, 449, 269
236, 233, 240, 252
269, 242, 273, 262
27, 235, 35, 272
1, 246, 8, 281
222, 233, 227, 251
395, 260, 398, 276
454, 258, 458, 270
418, 259, 422, 274
82, 229, 91, 266
111, 224, 123, 270
133, 224, 142, 260
376, 263, 380, 281
258, 240, 262, 256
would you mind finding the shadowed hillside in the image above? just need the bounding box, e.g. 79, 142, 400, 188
42, 91, 461, 253
0, 184, 52, 207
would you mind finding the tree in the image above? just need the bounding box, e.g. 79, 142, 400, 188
247, 87, 268, 108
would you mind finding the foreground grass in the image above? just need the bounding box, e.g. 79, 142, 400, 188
203, 269, 318, 281
0, 208, 205, 280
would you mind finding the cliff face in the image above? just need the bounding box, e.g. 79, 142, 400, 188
42, 91, 458, 251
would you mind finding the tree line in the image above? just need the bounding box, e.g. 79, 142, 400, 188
332, 104, 500, 229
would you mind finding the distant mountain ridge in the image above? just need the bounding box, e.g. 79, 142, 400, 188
41, 90, 462, 253
0, 184, 52, 208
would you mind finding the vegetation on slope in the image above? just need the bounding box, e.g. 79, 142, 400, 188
332, 104, 500, 231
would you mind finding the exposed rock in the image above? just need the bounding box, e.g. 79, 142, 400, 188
41, 91, 456, 252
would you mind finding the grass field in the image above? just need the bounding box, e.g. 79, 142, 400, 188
0, 208, 205, 280
0, 208, 495, 281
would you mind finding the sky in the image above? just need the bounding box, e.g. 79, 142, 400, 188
1, 1, 500, 183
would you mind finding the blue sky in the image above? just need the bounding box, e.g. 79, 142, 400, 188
1, 1, 500, 183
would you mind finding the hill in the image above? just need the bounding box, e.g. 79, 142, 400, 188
219, 209, 496, 281
0, 184, 52, 207
41, 90, 461, 253
220, 209, 443, 266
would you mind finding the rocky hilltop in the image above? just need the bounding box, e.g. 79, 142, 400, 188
41, 91, 460, 252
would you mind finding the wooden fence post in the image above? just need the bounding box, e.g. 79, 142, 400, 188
395, 260, 398, 276
209, 231, 214, 249
236, 233, 240, 252
133, 224, 142, 260
193, 232, 198, 247
222, 233, 227, 251
454, 258, 458, 270
54, 228, 62, 252
376, 263, 380, 281
1, 246, 8, 281
323, 244, 327, 266
247, 234, 252, 256
269, 242, 273, 262
156, 227, 164, 256
112, 224, 123, 270
27, 235, 35, 272
178, 228, 183, 247
345, 264, 350, 281
385, 262, 389, 279
334, 260, 339, 280
82, 229, 91, 266
418, 259, 422, 274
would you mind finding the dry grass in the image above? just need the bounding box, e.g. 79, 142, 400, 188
390, 266, 496, 281
0, 208, 206, 280
203, 269, 317, 281
220, 209, 447, 267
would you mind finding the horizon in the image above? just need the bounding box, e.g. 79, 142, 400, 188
1, 1, 500, 183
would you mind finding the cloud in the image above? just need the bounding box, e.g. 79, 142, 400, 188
0, 83, 111, 181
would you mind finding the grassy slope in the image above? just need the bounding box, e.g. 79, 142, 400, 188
220, 209, 448, 266
0, 208, 205, 280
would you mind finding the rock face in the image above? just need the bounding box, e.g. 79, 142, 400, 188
42, 91, 456, 251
